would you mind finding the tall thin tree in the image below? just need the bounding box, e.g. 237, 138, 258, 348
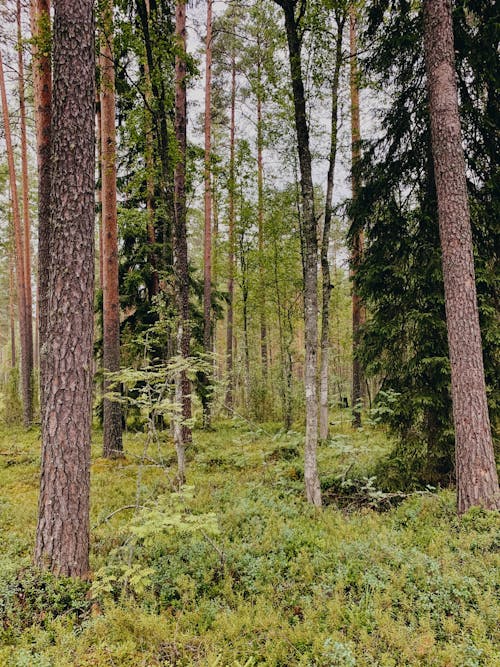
30, 0, 52, 404
349, 3, 363, 428
173, 0, 192, 482
319, 9, 344, 441
100, 0, 123, 458
423, 0, 500, 513
0, 51, 32, 426
35, 0, 95, 577
225, 50, 236, 411
274, 0, 321, 506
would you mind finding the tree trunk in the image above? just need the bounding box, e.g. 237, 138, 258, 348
278, 0, 321, 506
320, 13, 344, 441
9, 255, 16, 368
100, 0, 123, 458
0, 52, 32, 427
225, 53, 236, 411
30, 0, 52, 412
17, 0, 34, 408
423, 0, 500, 514
173, 0, 191, 483
35, 0, 95, 577
256, 49, 268, 381
202, 0, 213, 427
349, 4, 363, 429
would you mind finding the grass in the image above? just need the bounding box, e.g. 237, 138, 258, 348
0, 414, 499, 666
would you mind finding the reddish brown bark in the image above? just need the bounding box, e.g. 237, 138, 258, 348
225, 53, 236, 411
0, 51, 33, 426
9, 255, 16, 368
100, 0, 123, 458
423, 0, 500, 514
349, 5, 363, 429
35, 0, 95, 577
173, 0, 192, 481
30, 0, 52, 408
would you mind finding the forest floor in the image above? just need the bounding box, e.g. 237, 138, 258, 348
0, 414, 499, 667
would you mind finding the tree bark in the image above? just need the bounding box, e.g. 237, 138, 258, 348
30, 0, 52, 412
202, 0, 213, 427
0, 52, 32, 427
100, 0, 123, 458
173, 0, 191, 482
423, 0, 500, 514
320, 13, 344, 441
35, 0, 95, 577
349, 4, 363, 429
9, 254, 16, 368
256, 48, 268, 381
225, 53, 236, 411
276, 0, 321, 506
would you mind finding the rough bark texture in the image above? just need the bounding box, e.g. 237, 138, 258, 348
202, 0, 213, 428
0, 52, 32, 427
173, 0, 192, 482
225, 54, 236, 411
100, 0, 123, 458
17, 0, 34, 405
320, 14, 344, 441
35, 0, 95, 577
30, 0, 52, 409
349, 5, 363, 429
423, 0, 500, 514
277, 0, 321, 506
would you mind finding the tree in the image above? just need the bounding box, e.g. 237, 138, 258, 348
35, 0, 95, 577
274, 0, 321, 506
30, 0, 52, 408
202, 0, 213, 427
349, 3, 363, 429
100, 0, 123, 458
173, 0, 191, 481
320, 6, 345, 441
225, 45, 236, 411
423, 0, 500, 513
0, 51, 32, 426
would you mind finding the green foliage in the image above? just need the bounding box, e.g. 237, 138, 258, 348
1, 422, 499, 665
1, 367, 23, 425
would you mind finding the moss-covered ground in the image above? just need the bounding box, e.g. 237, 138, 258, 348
0, 416, 499, 666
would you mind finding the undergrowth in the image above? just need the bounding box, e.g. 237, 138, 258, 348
0, 415, 498, 666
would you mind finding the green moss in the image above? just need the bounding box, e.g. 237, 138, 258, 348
0, 420, 498, 665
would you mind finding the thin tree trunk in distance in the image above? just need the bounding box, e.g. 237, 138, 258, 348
349, 4, 363, 429
0, 51, 32, 427
320, 13, 344, 441
278, 0, 321, 506
202, 0, 213, 427
9, 255, 16, 368
173, 0, 191, 483
30, 0, 52, 412
17, 0, 34, 405
100, 0, 123, 457
225, 53, 236, 411
256, 49, 267, 380
423, 0, 500, 514
35, 0, 95, 577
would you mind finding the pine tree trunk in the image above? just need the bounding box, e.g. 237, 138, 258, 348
9, 255, 16, 368
35, 0, 95, 577
279, 0, 321, 506
100, 0, 123, 458
173, 0, 191, 483
423, 0, 500, 514
349, 5, 363, 429
0, 52, 32, 427
30, 0, 52, 412
17, 0, 34, 408
225, 54, 236, 411
202, 0, 213, 427
320, 15, 344, 441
